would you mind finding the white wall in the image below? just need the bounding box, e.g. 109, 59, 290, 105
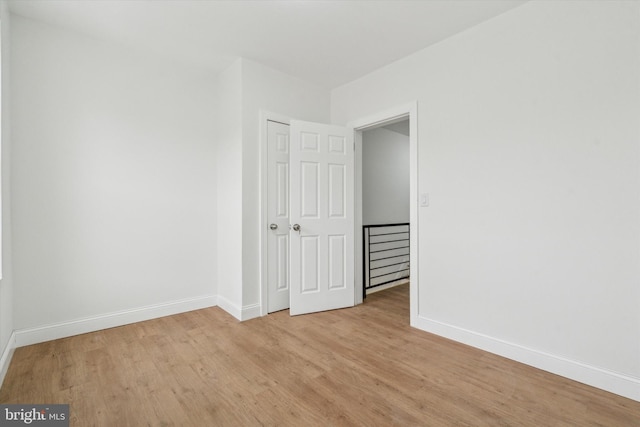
11, 16, 218, 334
332, 0, 640, 399
362, 127, 409, 225
0, 1, 13, 382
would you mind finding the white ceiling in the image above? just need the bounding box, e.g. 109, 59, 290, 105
8, 0, 527, 89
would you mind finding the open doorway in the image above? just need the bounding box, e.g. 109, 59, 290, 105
361, 120, 410, 298
350, 102, 418, 325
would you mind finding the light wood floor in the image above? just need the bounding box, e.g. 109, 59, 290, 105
2, 284, 639, 426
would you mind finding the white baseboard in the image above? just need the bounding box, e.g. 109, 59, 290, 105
412, 315, 640, 402
217, 295, 242, 320
217, 296, 261, 321
0, 331, 16, 388
14, 295, 218, 348
240, 303, 261, 321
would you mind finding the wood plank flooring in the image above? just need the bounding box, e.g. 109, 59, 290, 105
1, 284, 639, 426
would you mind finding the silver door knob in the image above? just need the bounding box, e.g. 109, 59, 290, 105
270, 224, 278, 230
292, 224, 301, 232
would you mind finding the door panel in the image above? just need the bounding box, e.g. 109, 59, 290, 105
301, 162, 319, 217
267, 121, 291, 312
276, 234, 289, 290
328, 164, 346, 218
301, 235, 320, 293
328, 235, 346, 289
276, 163, 288, 217
290, 120, 354, 315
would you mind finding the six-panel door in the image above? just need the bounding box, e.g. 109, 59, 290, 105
289, 120, 355, 316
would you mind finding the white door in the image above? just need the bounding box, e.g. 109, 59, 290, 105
266, 120, 291, 312
289, 120, 355, 315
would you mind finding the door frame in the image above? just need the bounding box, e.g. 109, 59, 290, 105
259, 103, 418, 323
348, 102, 418, 324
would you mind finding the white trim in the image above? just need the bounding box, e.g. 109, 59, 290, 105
14, 295, 217, 347
408, 107, 418, 325
414, 315, 640, 402
217, 295, 242, 320
240, 304, 261, 321
0, 331, 15, 388
348, 103, 417, 131
354, 130, 364, 305
347, 102, 418, 322
259, 110, 292, 317
217, 296, 260, 321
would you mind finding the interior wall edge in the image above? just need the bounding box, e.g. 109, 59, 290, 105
216, 295, 242, 321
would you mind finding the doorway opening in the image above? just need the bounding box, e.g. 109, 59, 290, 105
361, 120, 410, 299
350, 102, 418, 326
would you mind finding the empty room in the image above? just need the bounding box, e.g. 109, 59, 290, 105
0, 0, 639, 425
